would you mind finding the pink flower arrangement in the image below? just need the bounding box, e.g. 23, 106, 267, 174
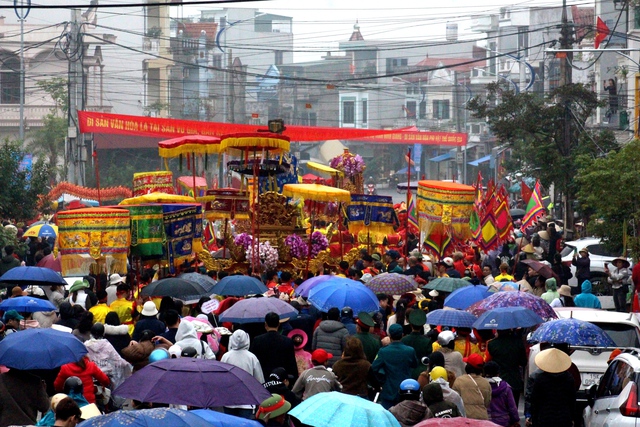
234, 233, 253, 250
284, 234, 308, 259
247, 240, 279, 271
330, 152, 365, 177
310, 231, 329, 258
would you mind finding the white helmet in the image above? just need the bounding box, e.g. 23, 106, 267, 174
437, 330, 456, 346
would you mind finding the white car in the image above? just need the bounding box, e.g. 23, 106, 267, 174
561, 237, 632, 309
528, 308, 640, 404
584, 350, 640, 427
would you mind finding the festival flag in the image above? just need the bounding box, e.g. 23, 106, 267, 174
407, 193, 419, 233
495, 186, 513, 241
521, 180, 533, 205
423, 229, 452, 258
521, 180, 546, 230
595, 17, 610, 49
480, 210, 498, 252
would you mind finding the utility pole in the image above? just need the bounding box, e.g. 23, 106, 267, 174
67, 8, 85, 185
559, 0, 574, 235
14, 0, 30, 142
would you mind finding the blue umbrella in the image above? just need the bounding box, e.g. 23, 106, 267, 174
307, 278, 379, 313
0, 296, 56, 313
295, 275, 333, 297
529, 318, 616, 347
210, 275, 268, 296
191, 409, 262, 427
78, 408, 214, 427
218, 297, 298, 323
0, 328, 87, 370
426, 309, 477, 328
289, 391, 400, 427
444, 285, 492, 309
472, 306, 544, 330
0, 266, 66, 287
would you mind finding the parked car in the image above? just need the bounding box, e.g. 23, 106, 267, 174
584, 349, 640, 427
528, 308, 640, 405
561, 237, 632, 309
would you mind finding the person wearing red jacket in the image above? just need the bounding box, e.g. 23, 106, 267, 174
54, 356, 110, 404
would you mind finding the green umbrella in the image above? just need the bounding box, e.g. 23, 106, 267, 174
422, 277, 470, 293
68, 279, 89, 293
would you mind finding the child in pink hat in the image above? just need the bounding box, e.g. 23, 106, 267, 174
288, 329, 312, 375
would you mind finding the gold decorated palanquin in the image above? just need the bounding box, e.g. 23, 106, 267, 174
57, 208, 131, 276
132, 171, 174, 196
417, 180, 476, 241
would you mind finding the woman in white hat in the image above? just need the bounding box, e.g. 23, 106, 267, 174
549, 285, 575, 308
527, 348, 576, 427
606, 257, 631, 312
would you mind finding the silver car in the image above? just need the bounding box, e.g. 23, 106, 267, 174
584, 350, 640, 427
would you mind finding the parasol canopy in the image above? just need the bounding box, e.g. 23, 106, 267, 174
306, 161, 343, 176
23, 223, 58, 239
283, 183, 351, 204
119, 192, 197, 205
158, 135, 221, 158
219, 133, 290, 154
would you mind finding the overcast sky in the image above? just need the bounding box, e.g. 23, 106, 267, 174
178, 0, 588, 61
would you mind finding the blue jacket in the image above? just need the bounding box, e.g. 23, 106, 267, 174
573, 280, 602, 309
371, 341, 418, 404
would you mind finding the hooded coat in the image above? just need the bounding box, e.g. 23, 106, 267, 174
431, 377, 466, 417
541, 278, 559, 304
312, 320, 349, 366
174, 320, 216, 359
487, 377, 520, 427
54, 357, 110, 404
573, 280, 602, 309
221, 330, 264, 382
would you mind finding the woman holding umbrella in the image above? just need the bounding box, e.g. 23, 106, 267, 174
607, 257, 631, 312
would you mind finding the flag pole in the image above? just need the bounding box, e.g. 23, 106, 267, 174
405, 148, 411, 257
92, 147, 102, 206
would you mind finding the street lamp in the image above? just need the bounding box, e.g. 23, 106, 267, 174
14, 0, 30, 142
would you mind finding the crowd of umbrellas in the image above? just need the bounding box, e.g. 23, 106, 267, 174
0, 265, 619, 427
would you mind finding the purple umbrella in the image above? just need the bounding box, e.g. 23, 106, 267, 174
113, 358, 271, 408
467, 291, 557, 321
295, 275, 333, 297
218, 296, 298, 323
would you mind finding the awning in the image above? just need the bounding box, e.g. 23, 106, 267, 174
468, 154, 491, 166
429, 152, 453, 162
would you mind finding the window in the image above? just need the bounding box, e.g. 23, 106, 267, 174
274, 51, 283, 66
419, 101, 426, 119
362, 100, 367, 124
433, 100, 450, 119
1, 57, 19, 105
342, 100, 355, 124
406, 101, 416, 118
212, 55, 222, 69
518, 27, 529, 57
596, 360, 635, 398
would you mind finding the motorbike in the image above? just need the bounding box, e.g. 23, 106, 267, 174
366, 183, 377, 195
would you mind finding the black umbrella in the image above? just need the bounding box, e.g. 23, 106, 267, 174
140, 278, 209, 300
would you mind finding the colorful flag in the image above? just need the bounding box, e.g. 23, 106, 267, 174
595, 17, 610, 49
407, 192, 419, 233
495, 186, 513, 241
521, 180, 546, 230
521, 180, 533, 205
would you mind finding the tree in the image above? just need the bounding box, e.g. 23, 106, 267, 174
576, 139, 640, 259
0, 140, 50, 221
467, 82, 618, 230
27, 78, 68, 181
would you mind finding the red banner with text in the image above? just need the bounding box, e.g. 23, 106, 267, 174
78, 111, 467, 146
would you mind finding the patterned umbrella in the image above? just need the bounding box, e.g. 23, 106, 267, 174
467, 291, 557, 321
426, 309, 477, 328
423, 277, 470, 293
23, 223, 58, 239
295, 275, 333, 298
364, 273, 417, 295
529, 318, 616, 347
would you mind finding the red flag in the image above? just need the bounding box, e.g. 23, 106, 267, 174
595, 17, 610, 49
521, 180, 533, 205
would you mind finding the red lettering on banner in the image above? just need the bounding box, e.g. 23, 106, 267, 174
77, 111, 467, 147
